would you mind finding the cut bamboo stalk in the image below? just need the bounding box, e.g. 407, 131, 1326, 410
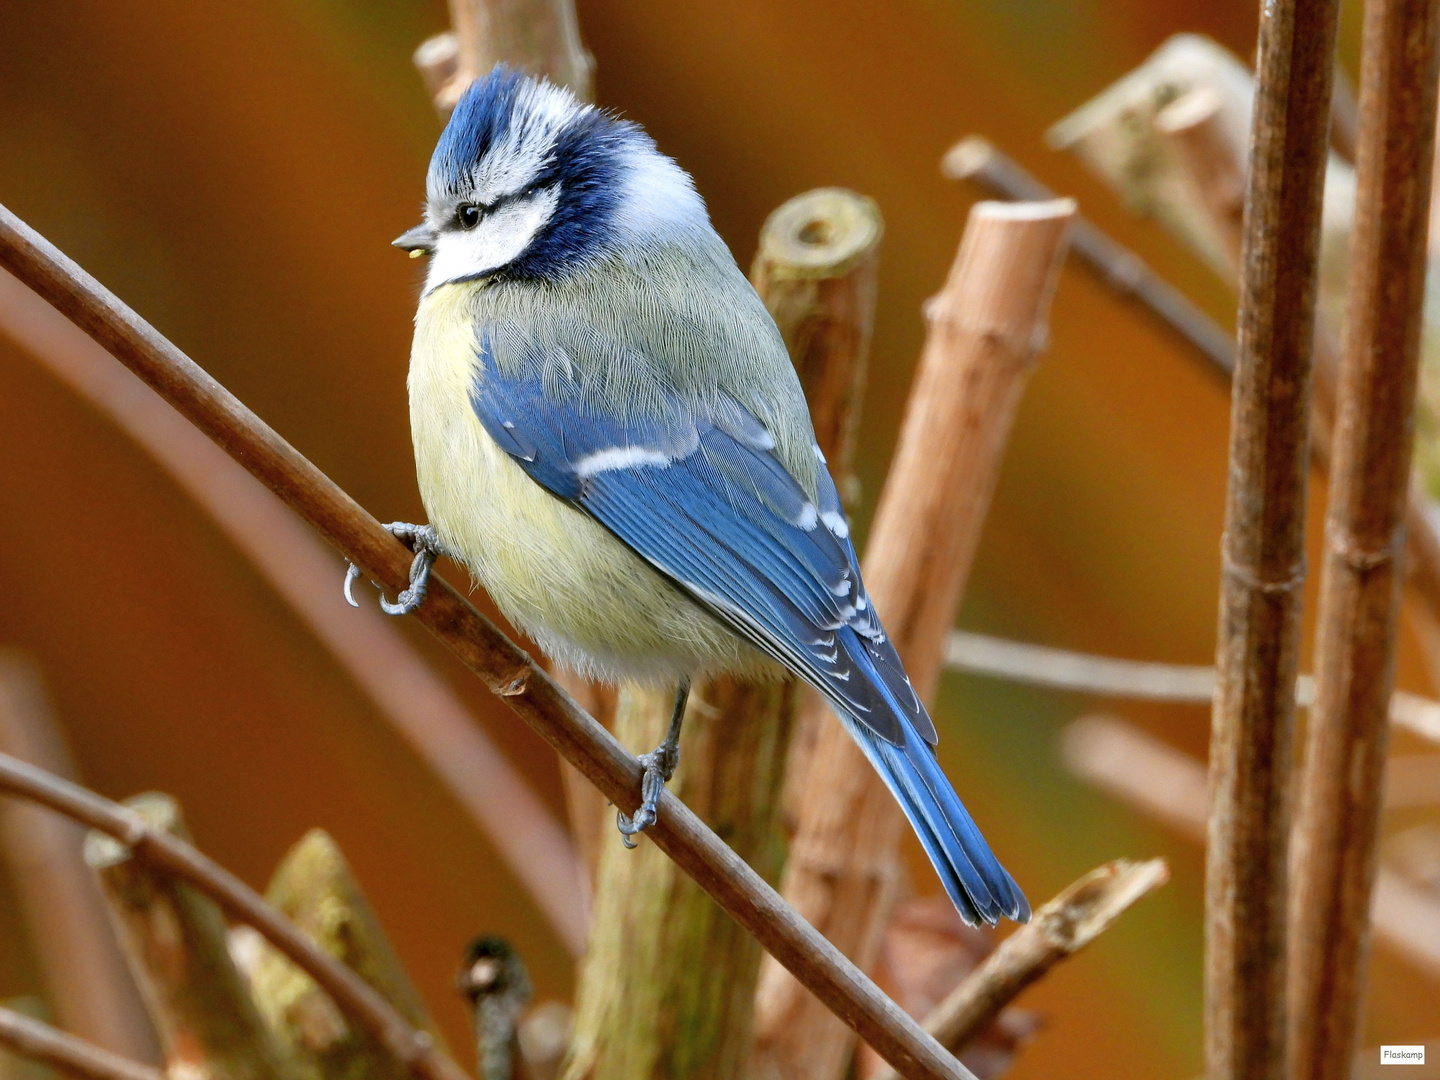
240, 830, 445, 1080
868, 859, 1168, 1080
0, 204, 974, 1080
419, 0, 594, 117
1061, 715, 1440, 978
83, 794, 299, 1080
753, 199, 1074, 1080
0, 1005, 161, 1080
752, 187, 883, 507
1207, 4, 1339, 1079
0, 657, 156, 1064
0, 269, 587, 959
1155, 87, 1246, 278
1287, 0, 1440, 1073
563, 189, 881, 1080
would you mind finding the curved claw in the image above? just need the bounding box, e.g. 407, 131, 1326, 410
615, 757, 668, 846
379, 580, 427, 616
343, 563, 363, 608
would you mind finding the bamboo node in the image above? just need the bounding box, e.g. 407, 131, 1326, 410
1325, 529, 1403, 573
1219, 550, 1307, 595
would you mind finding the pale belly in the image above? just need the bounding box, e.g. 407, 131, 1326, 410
407, 286, 764, 685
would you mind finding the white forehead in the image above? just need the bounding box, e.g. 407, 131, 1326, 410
460, 80, 584, 206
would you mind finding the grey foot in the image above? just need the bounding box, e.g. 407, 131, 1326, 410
344, 523, 443, 615
616, 679, 690, 847
616, 741, 681, 848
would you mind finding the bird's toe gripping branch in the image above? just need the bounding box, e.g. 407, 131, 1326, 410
616, 679, 690, 847
344, 522, 444, 615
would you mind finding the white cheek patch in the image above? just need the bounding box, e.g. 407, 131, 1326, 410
426, 187, 560, 291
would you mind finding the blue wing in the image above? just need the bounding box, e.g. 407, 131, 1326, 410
469, 330, 1028, 924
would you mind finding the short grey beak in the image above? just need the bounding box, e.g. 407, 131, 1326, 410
392, 223, 436, 256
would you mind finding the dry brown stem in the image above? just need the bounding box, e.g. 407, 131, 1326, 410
85, 794, 298, 1080
0, 1006, 160, 1080
238, 830, 445, 1080
0, 268, 587, 958
753, 199, 1074, 1080
1288, 0, 1440, 1073
941, 135, 1236, 378
1206, 2, 1338, 1076
869, 859, 1168, 1080
0, 657, 156, 1063
421, 0, 594, 116
564, 188, 882, 1080
0, 204, 973, 1080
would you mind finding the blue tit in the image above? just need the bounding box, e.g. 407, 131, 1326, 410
363, 66, 1028, 926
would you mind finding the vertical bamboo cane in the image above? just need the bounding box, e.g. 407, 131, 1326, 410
753, 200, 1074, 1080
1287, 0, 1440, 1075
559, 189, 882, 1080
0, 657, 157, 1064
1206, 2, 1339, 1079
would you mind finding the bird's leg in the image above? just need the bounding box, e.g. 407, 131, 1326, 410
343, 523, 444, 616
617, 678, 690, 846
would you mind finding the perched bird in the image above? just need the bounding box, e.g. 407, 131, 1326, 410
357, 66, 1028, 926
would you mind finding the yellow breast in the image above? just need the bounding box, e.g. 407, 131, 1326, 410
406, 283, 761, 685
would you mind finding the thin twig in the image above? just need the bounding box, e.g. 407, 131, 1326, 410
1208, 2, 1338, 1077
757, 200, 1074, 1080
943, 630, 1440, 745
869, 860, 1168, 1080
1289, 0, 1440, 1072
941, 136, 1236, 378
1061, 715, 1440, 977
0, 1007, 161, 1080
0, 753, 469, 1080
0, 267, 588, 959
0, 203, 971, 1080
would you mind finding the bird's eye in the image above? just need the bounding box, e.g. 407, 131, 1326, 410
457, 204, 482, 229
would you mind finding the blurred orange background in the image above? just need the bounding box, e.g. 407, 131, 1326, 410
1, 1, 1433, 1078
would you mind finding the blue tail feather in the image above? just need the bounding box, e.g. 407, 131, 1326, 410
836, 628, 1030, 926
842, 714, 1029, 925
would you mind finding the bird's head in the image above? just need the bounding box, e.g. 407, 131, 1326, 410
396, 65, 706, 291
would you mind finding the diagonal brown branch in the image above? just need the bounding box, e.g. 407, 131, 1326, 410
869, 859, 1168, 1080
0, 203, 971, 1080
0, 1006, 161, 1080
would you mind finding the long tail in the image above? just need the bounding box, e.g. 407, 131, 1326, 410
838, 712, 1030, 926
